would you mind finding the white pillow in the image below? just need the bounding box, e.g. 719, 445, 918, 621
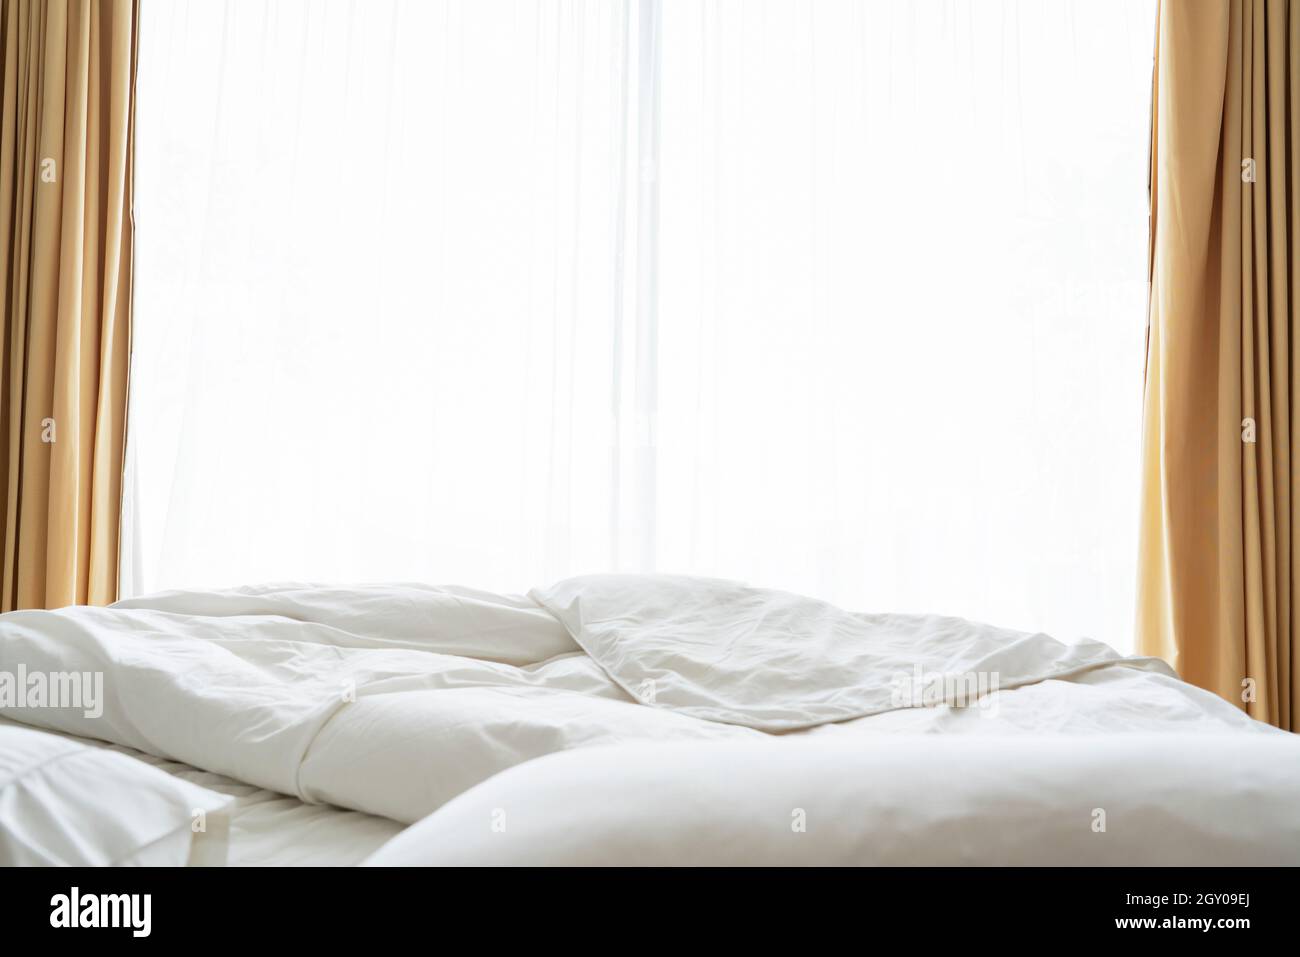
0, 722, 231, 866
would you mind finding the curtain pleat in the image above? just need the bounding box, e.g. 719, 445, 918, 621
1139, 0, 1298, 730
0, 0, 137, 610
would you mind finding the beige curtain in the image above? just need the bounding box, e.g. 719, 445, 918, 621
1139, 0, 1298, 731
0, 0, 137, 611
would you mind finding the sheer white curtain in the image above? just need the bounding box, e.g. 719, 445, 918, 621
127, 0, 650, 595
127, 0, 1154, 650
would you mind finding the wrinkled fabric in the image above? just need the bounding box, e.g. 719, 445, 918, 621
0, 577, 1277, 827
534, 574, 1176, 730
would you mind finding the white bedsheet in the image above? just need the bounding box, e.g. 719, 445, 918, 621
120, 750, 403, 866
0, 574, 1291, 865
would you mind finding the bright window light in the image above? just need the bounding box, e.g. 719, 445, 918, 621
127, 0, 1155, 651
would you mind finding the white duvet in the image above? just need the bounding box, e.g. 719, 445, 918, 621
1, 574, 1295, 865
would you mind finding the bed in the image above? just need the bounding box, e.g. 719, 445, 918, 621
1, 574, 1297, 866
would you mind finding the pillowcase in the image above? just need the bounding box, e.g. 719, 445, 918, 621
0, 721, 231, 866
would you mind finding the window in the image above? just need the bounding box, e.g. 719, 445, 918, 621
126, 0, 1155, 650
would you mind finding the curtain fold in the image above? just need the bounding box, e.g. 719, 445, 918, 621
0, 0, 137, 610
1139, 0, 1298, 730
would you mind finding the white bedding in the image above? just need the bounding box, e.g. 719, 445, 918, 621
0, 716, 400, 866
367, 734, 1300, 866
0, 720, 231, 866
532, 575, 1177, 729
0, 574, 1294, 866
106, 744, 403, 866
